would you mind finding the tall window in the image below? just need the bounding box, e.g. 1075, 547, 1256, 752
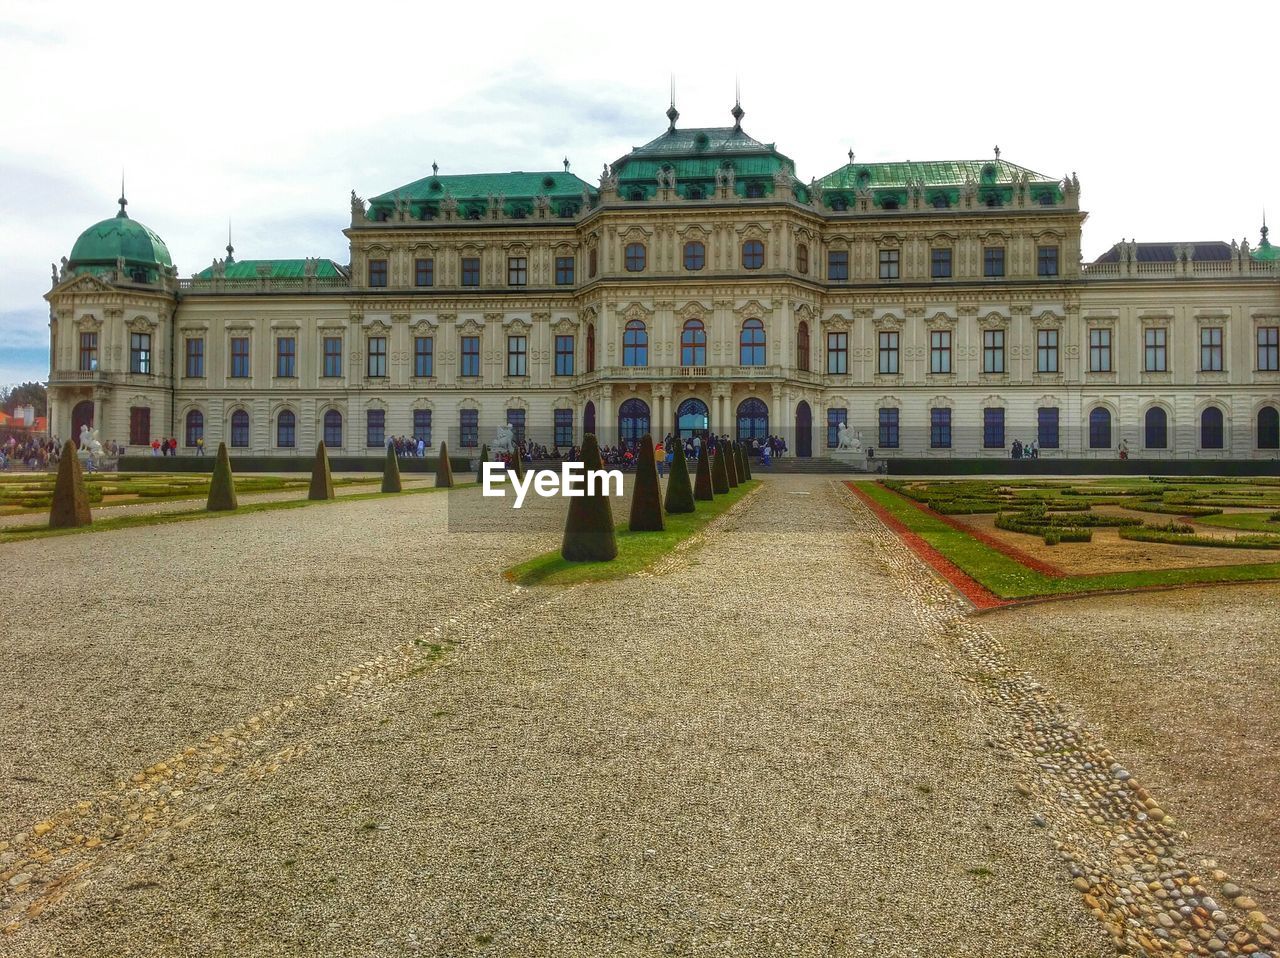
623, 320, 647, 367
1037, 328, 1059, 373
681, 319, 706, 366
930, 248, 952, 279
276, 336, 296, 377
554, 408, 573, 448
878, 408, 900, 449
415, 258, 434, 287
1259, 406, 1280, 449
461, 257, 480, 286
984, 246, 1005, 278
625, 243, 646, 272
683, 241, 705, 271
797, 322, 810, 372
460, 336, 480, 376
1200, 327, 1224, 371
742, 240, 764, 270
1144, 327, 1168, 372
737, 398, 768, 440
1089, 407, 1112, 449
414, 337, 434, 377
878, 248, 900, 280
826, 331, 848, 374
555, 256, 575, 285
1038, 407, 1060, 449
1258, 326, 1279, 371
276, 409, 295, 448
413, 409, 432, 444
878, 331, 899, 374
79, 331, 98, 371
588, 248, 598, 277
1089, 328, 1112, 372
507, 410, 526, 444
1145, 407, 1168, 449
184, 409, 203, 447
129, 406, 150, 445
368, 258, 388, 287
183, 337, 204, 378
323, 409, 342, 447
231, 409, 250, 447
930, 330, 952, 374
740, 319, 765, 366
507, 256, 527, 287
130, 332, 151, 374
1037, 245, 1060, 277
231, 337, 250, 378
930, 408, 952, 449
460, 409, 478, 447
797, 243, 809, 274
827, 250, 849, 281
323, 337, 342, 377
586, 324, 595, 372
367, 336, 387, 377
826, 408, 848, 448
983, 329, 1005, 373
983, 408, 1005, 449
507, 335, 527, 377
555, 335, 575, 376
1201, 407, 1224, 449
367, 409, 385, 447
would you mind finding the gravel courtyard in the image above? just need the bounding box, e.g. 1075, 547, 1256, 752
0, 475, 1273, 956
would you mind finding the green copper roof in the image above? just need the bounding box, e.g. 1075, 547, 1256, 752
68, 203, 173, 270
195, 258, 345, 280
367, 170, 596, 221
621, 126, 785, 160
611, 124, 801, 202
819, 158, 1056, 190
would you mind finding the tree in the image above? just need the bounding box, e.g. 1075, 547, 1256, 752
664, 440, 695, 514
628, 434, 665, 532
693, 442, 714, 501
381, 443, 402, 493
435, 441, 455, 488
724, 440, 740, 488
711, 443, 730, 494
308, 441, 335, 500
0, 382, 48, 417
48, 440, 91, 528
561, 433, 618, 561
207, 442, 238, 511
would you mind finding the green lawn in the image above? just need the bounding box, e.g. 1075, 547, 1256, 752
505, 481, 759, 587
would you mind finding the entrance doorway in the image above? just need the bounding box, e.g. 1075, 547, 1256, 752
583, 400, 596, 438
796, 400, 812, 457
72, 400, 94, 445
676, 398, 709, 438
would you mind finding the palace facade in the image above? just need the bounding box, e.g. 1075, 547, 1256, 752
45, 102, 1280, 459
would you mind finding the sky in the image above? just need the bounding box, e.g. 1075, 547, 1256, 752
1, 0, 1276, 387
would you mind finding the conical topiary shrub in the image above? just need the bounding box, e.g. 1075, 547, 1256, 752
435, 441, 454, 488
724, 440, 740, 488
309, 441, 335, 500
381, 444, 402, 493
693, 442, 714, 501
207, 442, 238, 511
628, 434, 665, 532
739, 443, 752, 481
561, 434, 617, 562
49, 439, 91, 528
477, 443, 490, 479
711, 444, 730, 494
664, 441, 695, 514
510, 444, 526, 485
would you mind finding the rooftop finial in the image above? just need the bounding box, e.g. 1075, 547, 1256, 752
431, 160, 439, 176
1263, 210, 1270, 245
848, 148, 854, 165
666, 76, 679, 132
994, 144, 1001, 159
731, 78, 744, 131
117, 170, 128, 218
226, 220, 235, 262
563, 156, 570, 172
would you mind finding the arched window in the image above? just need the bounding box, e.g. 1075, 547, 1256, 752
739, 318, 766, 366
797, 243, 809, 274
683, 241, 705, 271
1260, 405, 1280, 449
586, 323, 595, 373
623, 319, 648, 367
681, 319, 706, 367
1145, 406, 1168, 450
277, 409, 296, 448
737, 398, 768, 441
230, 410, 250, 448
1089, 407, 1112, 449
742, 239, 764, 270
625, 243, 646, 272
1201, 407, 1224, 449
323, 409, 343, 447
184, 410, 203, 448
797, 321, 810, 372
618, 398, 650, 444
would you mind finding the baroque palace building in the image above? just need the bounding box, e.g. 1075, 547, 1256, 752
45, 100, 1280, 459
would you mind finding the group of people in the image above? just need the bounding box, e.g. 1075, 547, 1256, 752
389, 435, 429, 458
149, 437, 186, 457
0, 433, 62, 470
1010, 439, 1039, 459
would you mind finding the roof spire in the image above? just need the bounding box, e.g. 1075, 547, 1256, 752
431, 160, 438, 176
848, 148, 854, 165
666, 75, 679, 132
1262, 210, 1270, 244
994, 144, 1001, 159
226, 220, 235, 263
117, 170, 128, 218
731, 78, 744, 131
563, 156, 570, 172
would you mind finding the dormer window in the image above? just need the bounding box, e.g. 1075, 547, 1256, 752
830, 195, 849, 212
745, 182, 765, 198
932, 194, 950, 209
880, 197, 899, 211
686, 185, 705, 200
629, 187, 645, 201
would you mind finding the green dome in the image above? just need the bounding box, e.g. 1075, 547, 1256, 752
68, 199, 172, 272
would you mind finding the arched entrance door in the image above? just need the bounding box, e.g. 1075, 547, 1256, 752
618, 398, 650, 445
796, 400, 813, 457
71, 400, 94, 445
583, 401, 596, 439
736, 398, 768, 441
676, 398, 709, 438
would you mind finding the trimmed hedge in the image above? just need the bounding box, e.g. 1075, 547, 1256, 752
381, 444, 403, 493
207, 442, 238, 511
1119, 526, 1280, 549
628, 434, 665, 532
561, 434, 617, 562
694, 443, 714, 501
48, 440, 91, 528
435, 441, 455, 488
664, 441, 695, 514
309, 441, 335, 500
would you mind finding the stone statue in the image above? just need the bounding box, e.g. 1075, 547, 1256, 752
836, 422, 863, 452
77, 426, 106, 467
491, 423, 516, 456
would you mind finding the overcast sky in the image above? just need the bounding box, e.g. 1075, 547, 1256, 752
1, 0, 1276, 386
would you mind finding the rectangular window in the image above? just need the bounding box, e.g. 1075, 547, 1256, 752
878, 248, 900, 280
984, 246, 1005, 278
878, 331, 899, 374
366, 409, 385, 447
129, 406, 150, 446
367, 336, 387, 377
185, 337, 204, 377
507, 335, 527, 377
1257, 326, 1278, 371
1089, 327, 1112, 372
507, 256, 528, 287
78, 331, 98, 371
983, 329, 1005, 373
555, 335, 575, 376
930, 329, 952, 374
276, 336, 296, 377
827, 250, 849, 281
507, 409, 525, 444
130, 332, 151, 374
1036, 328, 1059, 373
461, 257, 480, 287
930, 408, 952, 449
1200, 326, 1223, 372
878, 407, 900, 449
323, 336, 343, 377
460, 409, 478, 448
983, 407, 1005, 449
460, 336, 480, 377
826, 331, 848, 374
413, 409, 432, 444
414, 257, 434, 287
230, 337, 250, 378
930, 247, 952, 279
1144, 327, 1168, 372
414, 337, 434, 377
555, 256, 575, 285
368, 258, 388, 287
826, 408, 848, 449
1038, 407, 1060, 449
1037, 245, 1060, 277
554, 408, 573, 448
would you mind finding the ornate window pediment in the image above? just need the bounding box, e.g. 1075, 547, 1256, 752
978, 310, 1010, 329
504, 396, 530, 411
872, 312, 904, 329
127, 315, 157, 333
622, 302, 653, 323
60, 274, 113, 295
578, 304, 599, 323
678, 224, 709, 240
736, 300, 770, 321
365, 319, 391, 334
794, 302, 816, 322
677, 301, 708, 322
1138, 309, 1174, 322
411, 317, 438, 334
1033, 309, 1064, 329
926, 311, 957, 329
459, 317, 483, 335
552, 317, 579, 334
877, 395, 902, 409
620, 225, 652, 243
77, 313, 103, 332
735, 223, 769, 241
928, 394, 955, 410
823, 313, 850, 331
980, 394, 1006, 408
877, 233, 903, 247
504, 316, 531, 332
364, 397, 388, 412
